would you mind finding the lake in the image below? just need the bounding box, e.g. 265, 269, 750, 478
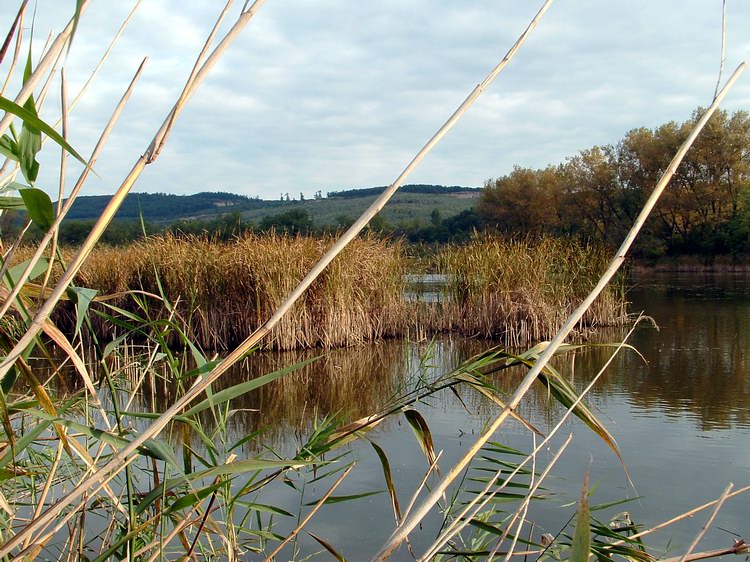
119, 271, 749, 560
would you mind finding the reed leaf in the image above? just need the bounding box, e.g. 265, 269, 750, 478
371, 441, 402, 522
162, 480, 225, 516
135, 458, 312, 517
403, 408, 437, 468
181, 357, 317, 418
304, 490, 383, 506
0, 94, 87, 166
233, 501, 294, 517
5, 257, 48, 285
308, 531, 349, 562
0, 387, 14, 449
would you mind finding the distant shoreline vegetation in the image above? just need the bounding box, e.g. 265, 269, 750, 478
4, 107, 750, 264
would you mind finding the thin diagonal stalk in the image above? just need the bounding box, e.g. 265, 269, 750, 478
262, 463, 355, 562
662, 542, 750, 562
401, 451, 443, 522
39, 68, 68, 301
713, 0, 727, 100
397, 314, 642, 561
370, 63, 746, 561
622, 484, 750, 544
151, 0, 234, 162
66, 0, 143, 114
0, 0, 27, 67
22, 440, 63, 549
0, 1, 27, 96
678, 484, 733, 562
0, 58, 147, 322
491, 434, 539, 562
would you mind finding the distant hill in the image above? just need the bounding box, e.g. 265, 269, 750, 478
63, 191, 264, 221
327, 184, 480, 198
63, 185, 480, 226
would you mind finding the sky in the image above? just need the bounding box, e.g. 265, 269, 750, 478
2, 1, 750, 200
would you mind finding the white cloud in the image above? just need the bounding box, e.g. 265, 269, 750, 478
1, 0, 748, 199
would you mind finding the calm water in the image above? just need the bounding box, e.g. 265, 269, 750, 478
96, 273, 750, 559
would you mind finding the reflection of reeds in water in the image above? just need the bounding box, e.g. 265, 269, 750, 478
125, 343, 408, 451
114, 337, 630, 453
437, 236, 628, 345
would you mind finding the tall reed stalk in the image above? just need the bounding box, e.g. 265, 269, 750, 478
437, 235, 627, 345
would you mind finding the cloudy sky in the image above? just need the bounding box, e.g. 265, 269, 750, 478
2, 1, 750, 199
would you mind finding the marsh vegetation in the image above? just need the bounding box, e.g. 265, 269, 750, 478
0, 2, 747, 561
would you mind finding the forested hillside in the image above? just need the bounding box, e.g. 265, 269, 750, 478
14, 108, 750, 258
64, 191, 262, 220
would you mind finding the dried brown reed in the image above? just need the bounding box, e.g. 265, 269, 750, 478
21, 233, 629, 351
30, 233, 628, 351
69, 232, 408, 350
436, 235, 628, 345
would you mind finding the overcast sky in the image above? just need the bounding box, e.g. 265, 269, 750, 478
3, 1, 750, 199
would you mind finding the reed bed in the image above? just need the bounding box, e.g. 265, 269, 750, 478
436, 235, 629, 346
64, 232, 410, 350
22, 233, 629, 350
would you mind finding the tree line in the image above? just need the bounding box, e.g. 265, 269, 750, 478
476, 108, 750, 258
8, 108, 748, 256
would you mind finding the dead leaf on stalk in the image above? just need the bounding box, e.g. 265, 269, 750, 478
321, 414, 384, 449
308, 532, 349, 562
403, 408, 438, 470
371, 441, 401, 522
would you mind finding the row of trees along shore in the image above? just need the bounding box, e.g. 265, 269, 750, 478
479, 108, 750, 259
15, 108, 750, 258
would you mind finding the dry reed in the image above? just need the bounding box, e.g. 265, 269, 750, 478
68, 232, 409, 350
436, 235, 628, 345
22, 233, 629, 351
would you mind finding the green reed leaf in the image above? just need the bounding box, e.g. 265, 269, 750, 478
66, 286, 99, 339
163, 480, 224, 516
0, 196, 26, 211
0, 94, 88, 168
6, 258, 48, 286
19, 187, 54, 231
182, 357, 317, 418
304, 490, 382, 506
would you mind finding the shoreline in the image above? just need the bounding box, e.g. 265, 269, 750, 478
629, 256, 750, 273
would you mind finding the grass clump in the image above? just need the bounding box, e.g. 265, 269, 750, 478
28, 232, 629, 350
437, 235, 628, 345
72, 232, 409, 350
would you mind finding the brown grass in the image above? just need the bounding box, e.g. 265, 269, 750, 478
20, 233, 628, 350
435, 235, 628, 346
41, 232, 408, 350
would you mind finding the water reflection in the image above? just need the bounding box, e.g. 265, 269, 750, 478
616, 273, 750, 430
